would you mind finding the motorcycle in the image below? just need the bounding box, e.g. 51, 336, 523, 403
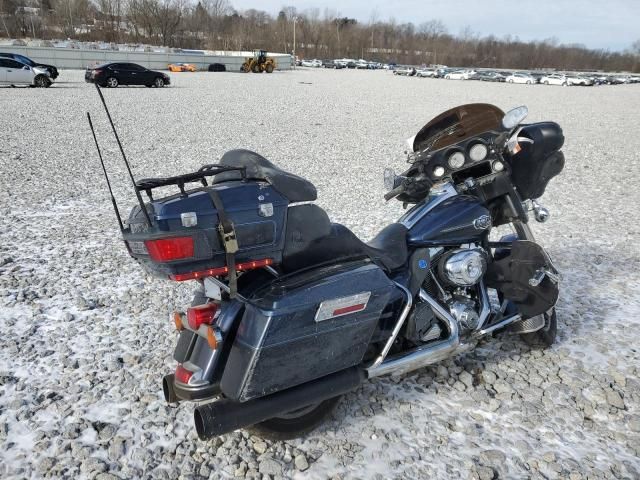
91, 96, 564, 440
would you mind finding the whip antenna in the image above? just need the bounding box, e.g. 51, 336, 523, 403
93, 84, 152, 227
87, 112, 125, 232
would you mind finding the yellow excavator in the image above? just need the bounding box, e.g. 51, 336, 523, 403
242, 50, 276, 73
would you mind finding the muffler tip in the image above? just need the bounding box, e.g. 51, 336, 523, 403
194, 403, 217, 440
163, 374, 180, 404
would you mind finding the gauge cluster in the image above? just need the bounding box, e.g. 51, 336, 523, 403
423, 134, 507, 183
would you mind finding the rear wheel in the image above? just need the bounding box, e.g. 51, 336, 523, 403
249, 396, 342, 440
106, 77, 118, 88
521, 309, 557, 348
265, 63, 274, 73
251, 63, 261, 73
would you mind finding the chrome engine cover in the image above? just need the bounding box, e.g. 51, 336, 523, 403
448, 296, 479, 331
439, 248, 487, 287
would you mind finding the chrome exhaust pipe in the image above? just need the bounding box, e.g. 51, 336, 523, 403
366, 289, 460, 378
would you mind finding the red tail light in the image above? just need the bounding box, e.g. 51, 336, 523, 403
169, 258, 274, 282
145, 237, 194, 262
187, 303, 218, 330
175, 365, 193, 384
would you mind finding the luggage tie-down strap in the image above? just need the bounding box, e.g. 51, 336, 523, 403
208, 190, 239, 298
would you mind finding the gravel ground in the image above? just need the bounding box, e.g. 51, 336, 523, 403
1, 69, 639, 480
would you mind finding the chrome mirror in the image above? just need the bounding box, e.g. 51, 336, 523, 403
502, 106, 528, 129
383, 168, 398, 191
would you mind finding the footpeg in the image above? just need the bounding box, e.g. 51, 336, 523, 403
508, 314, 545, 334
529, 268, 560, 287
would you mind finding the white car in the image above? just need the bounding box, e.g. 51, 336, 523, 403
506, 73, 535, 84
445, 69, 476, 80
0, 57, 51, 87
540, 74, 568, 86
416, 68, 437, 78
301, 59, 322, 68
566, 75, 593, 86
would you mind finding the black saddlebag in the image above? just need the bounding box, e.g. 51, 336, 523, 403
122, 180, 288, 279
220, 260, 396, 402
485, 240, 559, 318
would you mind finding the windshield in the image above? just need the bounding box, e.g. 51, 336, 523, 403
412, 103, 505, 152
16, 55, 35, 66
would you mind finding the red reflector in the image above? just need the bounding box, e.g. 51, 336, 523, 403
332, 303, 366, 316
145, 237, 194, 262
175, 365, 192, 384
187, 303, 218, 330
170, 258, 274, 282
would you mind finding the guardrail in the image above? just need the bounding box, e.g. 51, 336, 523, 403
0, 46, 293, 71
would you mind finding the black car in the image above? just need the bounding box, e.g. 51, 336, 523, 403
85, 62, 170, 88
0, 52, 59, 79
477, 71, 506, 82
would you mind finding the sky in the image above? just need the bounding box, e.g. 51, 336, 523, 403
229, 0, 638, 52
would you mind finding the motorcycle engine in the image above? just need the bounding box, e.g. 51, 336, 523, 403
447, 295, 479, 331
419, 246, 485, 335
437, 248, 487, 287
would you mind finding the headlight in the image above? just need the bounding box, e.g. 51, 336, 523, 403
433, 166, 445, 177
492, 161, 505, 172
469, 143, 488, 162
448, 151, 465, 169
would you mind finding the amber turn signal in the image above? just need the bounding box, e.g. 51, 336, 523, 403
206, 326, 219, 350
173, 311, 184, 331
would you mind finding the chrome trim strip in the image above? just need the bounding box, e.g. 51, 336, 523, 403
399, 182, 457, 228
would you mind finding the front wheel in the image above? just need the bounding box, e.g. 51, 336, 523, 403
521, 309, 557, 348
34, 74, 50, 88
265, 63, 274, 73
154, 77, 165, 88
249, 396, 342, 440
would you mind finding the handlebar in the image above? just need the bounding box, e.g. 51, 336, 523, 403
384, 183, 406, 201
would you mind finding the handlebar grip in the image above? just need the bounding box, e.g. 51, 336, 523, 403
384, 184, 405, 201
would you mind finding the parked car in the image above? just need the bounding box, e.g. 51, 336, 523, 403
0, 52, 59, 79
477, 71, 506, 82
505, 72, 536, 84
0, 57, 51, 87
444, 69, 476, 80
85, 62, 170, 88
355, 60, 369, 69
208, 63, 226, 72
346, 61, 357, 69
566, 74, 593, 86
301, 59, 322, 67
322, 59, 343, 69
540, 73, 568, 86
393, 66, 416, 76
416, 68, 437, 78
168, 63, 197, 72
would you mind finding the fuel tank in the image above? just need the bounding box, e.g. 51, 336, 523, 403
405, 195, 490, 246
